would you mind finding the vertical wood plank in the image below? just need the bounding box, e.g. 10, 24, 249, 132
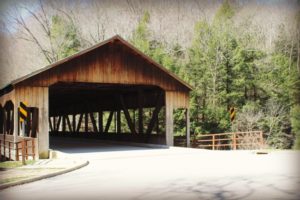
165, 92, 174, 146
186, 108, 190, 147
37, 87, 49, 159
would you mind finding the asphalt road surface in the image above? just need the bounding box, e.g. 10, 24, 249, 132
1, 137, 300, 200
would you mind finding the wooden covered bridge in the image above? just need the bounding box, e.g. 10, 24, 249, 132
0, 35, 191, 160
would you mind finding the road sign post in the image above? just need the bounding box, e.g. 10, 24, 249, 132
230, 107, 235, 122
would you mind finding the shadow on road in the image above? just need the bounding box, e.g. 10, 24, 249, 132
134, 175, 300, 200
49, 135, 164, 154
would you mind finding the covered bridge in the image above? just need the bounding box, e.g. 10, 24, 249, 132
0, 35, 191, 159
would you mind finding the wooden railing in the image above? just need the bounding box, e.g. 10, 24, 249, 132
192, 131, 264, 150
0, 138, 35, 163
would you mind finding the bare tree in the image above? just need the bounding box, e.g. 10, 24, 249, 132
8, 0, 84, 64
232, 108, 264, 132
8, 0, 58, 63
264, 100, 289, 145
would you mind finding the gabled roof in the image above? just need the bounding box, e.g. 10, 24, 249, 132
1, 35, 192, 95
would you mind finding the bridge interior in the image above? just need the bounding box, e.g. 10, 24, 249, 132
49, 82, 167, 146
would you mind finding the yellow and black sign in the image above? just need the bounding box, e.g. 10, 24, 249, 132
230, 107, 235, 122
19, 102, 28, 122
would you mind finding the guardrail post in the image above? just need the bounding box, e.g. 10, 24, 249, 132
25, 140, 28, 160
212, 135, 215, 150
3, 141, 6, 161
260, 131, 263, 149
32, 139, 35, 160
0, 140, 2, 160
16, 142, 19, 161
233, 133, 237, 150
8, 142, 11, 160
22, 140, 25, 165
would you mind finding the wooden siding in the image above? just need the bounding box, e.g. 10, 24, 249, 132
19, 44, 189, 99
0, 90, 15, 106
165, 91, 189, 109
14, 86, 49, 158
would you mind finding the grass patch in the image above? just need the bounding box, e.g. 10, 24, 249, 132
0, 160, 36, 169
0, 176, 31, 184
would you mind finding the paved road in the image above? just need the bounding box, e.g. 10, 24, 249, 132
1, 137, 300, 200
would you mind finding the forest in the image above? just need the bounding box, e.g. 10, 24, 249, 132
1, 0, 299, 149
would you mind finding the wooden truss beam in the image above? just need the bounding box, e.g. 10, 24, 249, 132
90, 113, 98, 133
66, 115, 72, 132
76, 113, 83, 132
104, 111, 114, 133
146, 92, 163, 135
119, 95, 136, 134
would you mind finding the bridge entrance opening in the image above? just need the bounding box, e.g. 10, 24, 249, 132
49, 82, 167, 149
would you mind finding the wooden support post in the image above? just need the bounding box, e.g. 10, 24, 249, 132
165, 92, 174, 146
3, 140, 6, 161
212, 135, 215, 150
0, 141, 2, 161
98, 110, 103, 133
76, 113, 83, 132
8, 142, 11, 160
30, 108, 38, 138
90, 113, 98, 133
117, 110, 121, 134
260, 131, 263, 149
138, 90, 143, 134
120, 95, 136, 134
32, 139, 35, 160
62, 115, 66, 132
104, 111, 114, 133
25, 140, 28, 160
15, 142, 19, 161
233, 133, 237, 150
21, 140, 25, 165
186, 108, 190, 147
85, 113, 88, 133
17, 108, 20, 136
72, 114, 76, 132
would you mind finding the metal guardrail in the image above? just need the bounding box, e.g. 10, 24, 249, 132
0, 138, 35, 163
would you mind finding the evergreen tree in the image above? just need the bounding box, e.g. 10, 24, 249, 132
50, 15, 81, 60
